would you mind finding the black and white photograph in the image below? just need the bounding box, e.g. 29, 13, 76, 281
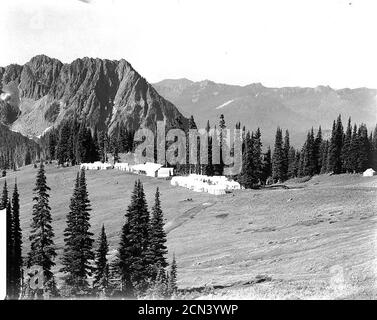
0, 0, 377, 310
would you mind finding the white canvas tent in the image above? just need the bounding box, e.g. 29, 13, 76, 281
171, 174, 240, 195
363, 168, 376, 177
114, 162, 131, 171
157, 167, 174, 178
80, 162, 113, 170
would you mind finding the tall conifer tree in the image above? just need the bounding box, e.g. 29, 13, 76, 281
94, 225, 109, 293
11, 181, 22, 299
27, 162, 57, 297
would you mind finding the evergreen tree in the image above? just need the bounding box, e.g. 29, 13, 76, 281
6, 201, 13, 299
314, 126, 323, 174
212, 125, 222, 176
320, 140, 329, 174
282, 130, 290, 178
328, 115, 344, 174
342, 118, 352, 173
252, 128, 263, 183
357, 124, 370, 172
147, 188, 168, 278
116, 219, 134, 297
1, 180, 8, 209
118, 180, 150, 294
301, 129, 316, 176
11, 182, 22, 299
272, 127, 285, 182
218, 114, 226, 175
93, 225, 109, 294
202, 121, 214, 176
349, 124, 359, 173
56, 122, 71, 165
61, 169, 94, 295
167, 254, 178, 297
238, 131, 255, 188
261, 146, 272, 184
48, 133, 57, 160
287, 146, 297, 178
372, 125, 377, 169
27, 162, 57, 297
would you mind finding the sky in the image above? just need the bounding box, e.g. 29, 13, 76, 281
0, 0, 377, 89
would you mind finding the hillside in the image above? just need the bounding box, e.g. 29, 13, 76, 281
0, 55, 188, 138
154, 79, 377, 146
2, 165, 377, 299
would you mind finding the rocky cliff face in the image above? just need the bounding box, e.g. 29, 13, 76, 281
0, 55, 188, 137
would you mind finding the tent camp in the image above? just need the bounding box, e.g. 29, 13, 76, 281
170, 174, 240, 195
363, 168, 376, 177
114, 163, 131, 171
128, 162, 174, 178
131, 162, 162, 177
80, 162, 113, 170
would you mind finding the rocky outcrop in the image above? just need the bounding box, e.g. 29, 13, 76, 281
0, 55, 188, 137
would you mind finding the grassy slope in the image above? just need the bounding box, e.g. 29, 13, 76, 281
2, 165, 377, 299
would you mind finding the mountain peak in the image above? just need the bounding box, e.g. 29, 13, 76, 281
0, 55, 188, 137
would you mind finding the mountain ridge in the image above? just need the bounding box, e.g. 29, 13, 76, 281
154, 78, 377, 146
0, 55, 188, 138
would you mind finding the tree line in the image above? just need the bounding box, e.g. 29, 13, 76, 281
238, 115, 376, 188
171, 113, 376, 187
0, 124, 39, 177
2, 163, 177, 299
40, 119, 135, 166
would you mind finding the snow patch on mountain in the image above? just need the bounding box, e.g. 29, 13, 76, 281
216, 99, 234, 109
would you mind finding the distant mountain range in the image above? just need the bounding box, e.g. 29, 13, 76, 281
1, 56, 376, 149
154, 79, 377, 146
0, 55, 188, 138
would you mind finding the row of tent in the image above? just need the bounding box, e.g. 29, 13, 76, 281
170, 174, 241, 195
80, 162, 113, 170
114, 162, 174, 178
80, 161, 174, 178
